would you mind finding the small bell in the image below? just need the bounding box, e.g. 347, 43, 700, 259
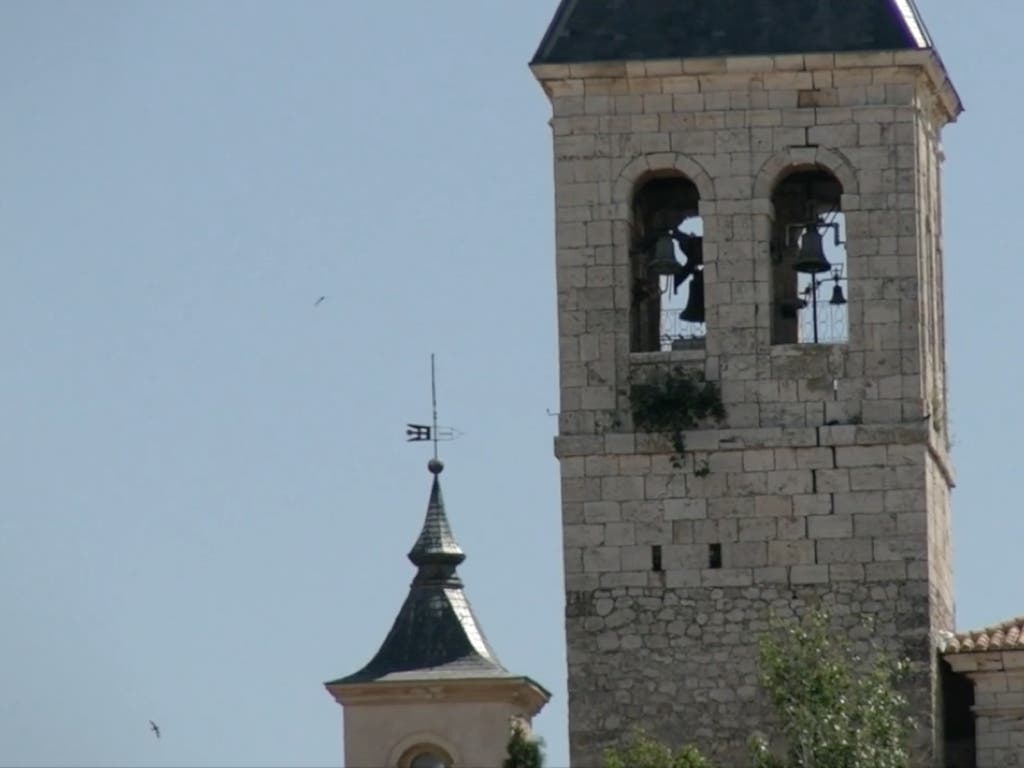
830, 282, 847, 306
793, 222, 832, 274
647, 232, 684, 276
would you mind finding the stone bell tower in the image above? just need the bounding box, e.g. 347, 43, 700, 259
531, 1, 961, 765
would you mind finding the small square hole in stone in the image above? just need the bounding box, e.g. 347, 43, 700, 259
708, 543, 722, 569
651, 545, 663, 572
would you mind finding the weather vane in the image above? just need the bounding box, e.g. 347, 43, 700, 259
406, 354, 461, 462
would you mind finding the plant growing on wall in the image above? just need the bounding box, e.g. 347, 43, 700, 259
604, 729, 712, 768
504, 721, 544, 768
629, 365, 725, 467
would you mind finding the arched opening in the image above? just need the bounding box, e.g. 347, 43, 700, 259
399, 744, 454, 768
630, 174, 704, 352
770, 168, 848, 345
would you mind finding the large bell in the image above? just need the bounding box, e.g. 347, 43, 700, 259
647, 232, 684, 276
679, 269, 705, 323
793, 223, 832, 274
830, 282, 847, 306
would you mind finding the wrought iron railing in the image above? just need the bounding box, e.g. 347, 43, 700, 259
660, 310, 706, 351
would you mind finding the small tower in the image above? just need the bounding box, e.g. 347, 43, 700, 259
531, 1, 962, 765
326, 460, 549, 768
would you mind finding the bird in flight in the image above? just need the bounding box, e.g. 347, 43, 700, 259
149, 720, 160, 739
314, 296, 326, 306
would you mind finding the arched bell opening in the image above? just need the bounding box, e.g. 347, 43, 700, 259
770, 168, 849, 345
630, 174, 705, 352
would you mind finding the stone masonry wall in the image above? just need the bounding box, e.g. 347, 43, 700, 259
535, 51, 960, 767
558, 429, 944, 766
945, 654, 1024, 768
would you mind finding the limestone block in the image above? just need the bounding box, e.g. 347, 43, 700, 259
709, 496, 754, 518
620, 545, 652, 571
795, 447, 834, 469
564, 547, 583, 573
695, 519, 739, 543
849, 466, 898, 491
793, 494, 831, 516
665, 498, 707, 520
754, 494, 792, 517
791, 564, 829, 584
702, 568, 754, 587
739, 518, 776, 541
665, 569, 702, 588
565, 524, 605, 547
865, 561, 907, 581
817, 538, 874, 563
808, 514, 854, 539
726, 542, 768, 568
584, 546, 621, 572
635, 520, 672, 545
766, 469, 813, 494
605, 433, 636, 454
836, 445, 888, 467
602, 476, 645, 501
769, 540, 815, 565
873, 537, 927, 562
852, 511, 897, 536
584, 501, 621, 523
605, 523, 636, 546
673, 521, 694, 544
726, 472, 767, 496
830, 564, 866, 581
753, 566, 790, 583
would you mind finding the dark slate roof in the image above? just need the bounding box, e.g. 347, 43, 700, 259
327, 462, 511, 686
408, 474, 464, 567
532, 0, 933, 65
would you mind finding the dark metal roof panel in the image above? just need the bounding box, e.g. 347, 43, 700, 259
408, 476, 464, 566
532, 0, 932, 65
327, 585, 510, 685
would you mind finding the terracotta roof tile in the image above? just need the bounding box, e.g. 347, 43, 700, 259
942, 616, 1024, 654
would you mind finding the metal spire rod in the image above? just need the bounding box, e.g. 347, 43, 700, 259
405, 355, 462, 453
431, 353, 439, 461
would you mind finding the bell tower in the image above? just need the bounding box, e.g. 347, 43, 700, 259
531, 1, 962, 765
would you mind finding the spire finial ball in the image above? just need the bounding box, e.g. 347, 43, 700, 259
428, 458, 444, 475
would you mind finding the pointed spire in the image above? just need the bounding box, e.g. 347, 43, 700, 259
327, 459, 512, 685
408, 459, 465, 571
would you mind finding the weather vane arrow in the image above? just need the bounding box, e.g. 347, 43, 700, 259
406, 354, 462, 458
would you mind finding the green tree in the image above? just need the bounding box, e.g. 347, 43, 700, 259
600, 610, 913, 768
750, 609, 914, 768
504, 721, 544, 768
604, 729, 713, 768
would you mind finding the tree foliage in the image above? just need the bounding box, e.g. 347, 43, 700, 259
604, 730, 713, 768
601, 610, 914, 768
504, 721, 544, 768
751, 609, 914, 768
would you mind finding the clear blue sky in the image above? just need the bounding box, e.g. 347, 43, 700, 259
0, 2, 1020, 766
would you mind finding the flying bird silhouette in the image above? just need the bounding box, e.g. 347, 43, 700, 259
314, 296, 326, 306
149, 720, 160, 738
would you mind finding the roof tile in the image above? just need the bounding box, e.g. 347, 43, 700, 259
532, 0, 932, 66
942, 616, 1024, 654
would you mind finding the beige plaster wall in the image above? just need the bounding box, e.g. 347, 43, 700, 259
342, 700, 531, 768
